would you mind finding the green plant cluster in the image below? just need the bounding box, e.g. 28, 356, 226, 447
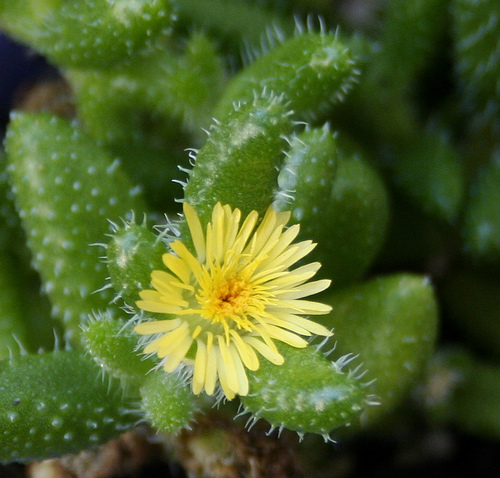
0, 0, 498, 465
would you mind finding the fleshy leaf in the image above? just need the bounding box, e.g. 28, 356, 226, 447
183, 93, 294, 228
241, 343, 372, 440
0, 350, 138, 463
276, 130, 389, 287
5, 112, 146, 344
106, 222, 166, 308
140, 370, 198, 433
82, 312, 157, 387
322, 274, 438, 421
0, 0, 175, 69
213, 31, 358, 121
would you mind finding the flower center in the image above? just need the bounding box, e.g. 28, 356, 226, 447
207, 275, 252, 325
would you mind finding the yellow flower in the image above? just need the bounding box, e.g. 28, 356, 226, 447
135, 202, 332, 400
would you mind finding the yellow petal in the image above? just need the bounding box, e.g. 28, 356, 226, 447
218, 336, 239, 393
144, 321, 189, 357
244, 337, 284, 365
265, 324, 309, 348
229, 329, 260, 371
183, 202, 206, 261
210, 205, 226, 262
205, 222, 215, 266
275, 298, 333, 315
204, 339, 218, 395
264, 262, 321, 289
274, 208, 291, 228
274, 279, 332, 300
162, 334, 193, 372
270, 311, 333, 337
136, 299, 182, 314
248, 207, 279, 255
192, 339, 207, 393
221, 206, 241, 251
260, 224, 301, 265
232, 210, 259, 255
150, 269, 178, 287
259, 313, 312, 336
265, 241, 315, 272
215, 343, 236, 399
163, 251, 192, 284
138, 289, 162, 301
229, 343, 249, 396
134, 318, 182, 335
206, 331, 214, 354
170, 240, 203, 281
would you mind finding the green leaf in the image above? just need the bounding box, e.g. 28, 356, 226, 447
83, 312, 156, 387
241, 343, 372, 440
5, 112, 147, 344
68, 31, 226, 143
0, 350, 138, 463
183, 93, 294, 228
140, 370, 198, 433
273, 124, 338, 216
277, 131, 389, 288
322, 274, 439, 421
213, 32, 358, 121
106, 221, 166, 308
0, 0, 175, 69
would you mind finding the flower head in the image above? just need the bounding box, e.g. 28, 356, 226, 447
135, 202, 332, 400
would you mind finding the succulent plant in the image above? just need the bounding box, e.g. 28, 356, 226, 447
0, 0, 499, 474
